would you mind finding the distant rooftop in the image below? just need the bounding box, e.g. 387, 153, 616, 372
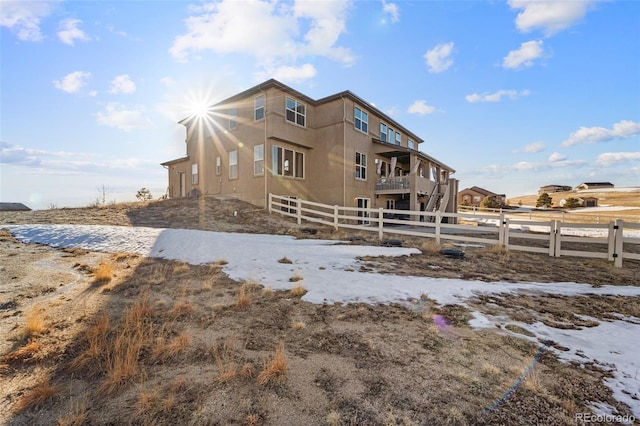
0, 202, 32, 211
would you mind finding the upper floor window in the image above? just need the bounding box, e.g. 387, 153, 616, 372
254, 144, 264, 176
395, 131, 402, 146
228, 108, 237, 130
216, 157, 221, 175
286, 97, 306, 126
355, 152, 367, 180
255, 95, 265, 121
408, 139, 415, 149
380, 123, 388, 142
191, 163, 198, 184
229, 150, 238, 179
354, 107, 368, 134
273, 145, 304, 178
388, 127, 395, 145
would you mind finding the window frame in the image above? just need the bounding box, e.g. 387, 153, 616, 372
395, 131, 402, 146
408, 139, 415, 149
229, 150, 238, 179
254, 95, 265, 121
354, 106, 368, 134
191, 163, 198, 184
254, 144, 264, 176
380, 123, 388, 142
285, 97, 306, 127
355, 152, 367, 181
272, 145, 304, 179
216, 156, 221, 176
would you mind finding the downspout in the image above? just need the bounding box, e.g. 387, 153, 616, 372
342, 95, 346, 207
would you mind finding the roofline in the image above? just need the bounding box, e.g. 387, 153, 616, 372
178, 79, 424, 143
161, 156, 189, 166
372, 138, 455, 173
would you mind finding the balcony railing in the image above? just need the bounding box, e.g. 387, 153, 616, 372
375, 175, 435, 194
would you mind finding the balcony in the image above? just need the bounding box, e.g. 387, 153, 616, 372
375, 175, 435, 195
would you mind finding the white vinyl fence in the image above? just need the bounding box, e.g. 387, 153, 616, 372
268, 194, 640, 268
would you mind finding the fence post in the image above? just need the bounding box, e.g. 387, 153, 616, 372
378, 208, 384, 240
296, 198, 302, 225
435, 211, 441, 244
268, 193, 273, 213
552, 220, 561, 257
504, 218, 511, 251
607, 221, 615, 262
614, 219, 624, 268
333, 205, 339, 230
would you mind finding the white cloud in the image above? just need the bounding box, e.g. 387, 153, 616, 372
512, 159, 586, 172
169, 0, 354, 67
0, 0, 57, 41
523, 142, 545, 153
407, 100, 436, 116
508, 0, 597, 36
594, 152, 640, 167
96, 103, 148, 132
382, 0, 399, 24
424, 42, 454, 73
53, 71, 91, 93
108, 74, 136, 94
562, 120, 640, 147
159, 77, 176, 87
57, 18, 89, 45
465, 89, 530, 103
272, 63, 317, 83
503, 40, 544, 69
548, 152, 566, 162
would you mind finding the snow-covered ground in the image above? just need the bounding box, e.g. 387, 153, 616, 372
4, 224, 640, 419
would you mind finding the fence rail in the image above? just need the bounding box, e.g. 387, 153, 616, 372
268, 193, 639, 268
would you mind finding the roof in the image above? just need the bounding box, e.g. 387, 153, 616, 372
179, 79, 424, 144
161, 156, 190, 167
577, 182, 614, 186
0, 202, 31, 211
372, 138, 455, 173
459, 186, 501, 197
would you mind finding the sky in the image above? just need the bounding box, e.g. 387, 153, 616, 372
1, 0, 639, 210
6, 223, 640, 417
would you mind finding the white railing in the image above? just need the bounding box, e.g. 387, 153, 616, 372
268, 193, 639, 268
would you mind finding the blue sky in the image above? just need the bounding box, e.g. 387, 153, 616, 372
1, 0, 639, 210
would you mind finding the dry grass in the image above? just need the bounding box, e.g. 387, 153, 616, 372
326, 410, 341, 426
291, 321, 306, 330
168, 300, 194, 319
246, 414, 259, 426
57, 395, 88, 426
93, 261, 114, 284
214, 338, 238, 383
262, 287, 274, 297
289, 272, 304, 282
23, 304, 46, 337
480, 362, 500, 378
240, 363, 256, 379
420, 239, 441, 255
1, 340, 41, 363
136, 388, 160, 415
172, 262, 190, 274
257, 342, 287, 386
524, 366, 544, 394
278, 256, 293, 264
235, 287, 251, 309
289, 283, 307, 297
13, 380, 57, 413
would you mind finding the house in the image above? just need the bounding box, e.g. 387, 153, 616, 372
0, 203, 31, 211
539, 184, 572, 194
580, 197, 598, 207
458, 187, 505, 207
161, 79, 458, 218
576, 182, 614, 190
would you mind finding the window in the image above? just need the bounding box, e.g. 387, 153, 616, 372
229, 151, 238, 179
191, 163, 198, 184
386, 200, 395, 210
408, 139, 415, 149
254, 144, 264, 176
380, 123, 388, 142
272, 145, 304, 178
473, 196, 481, 202
388, 127, 395, 145
228, 108, 237, 130
357, 198, 370, 225
286, 97, 305, 126
395, 132, 402, 146
216, 157, 221, 175
254, 95, 265, 121
354, 107, 368, 133
355, 152, 367, 180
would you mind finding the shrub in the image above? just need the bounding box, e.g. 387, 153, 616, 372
536, 192, 553, 208
136, 188, 153, 201
289, 283, 307, 297
14, 380, 57, 413
257, 342, 287, 385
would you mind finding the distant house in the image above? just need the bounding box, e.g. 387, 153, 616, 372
539, 184, 572, 194
580, 197, 598, 207
458, 186, 505, 207
0, 203, 31, 211
576, 182, 614, 190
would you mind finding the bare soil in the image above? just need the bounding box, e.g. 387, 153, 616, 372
1, 198, 639, 425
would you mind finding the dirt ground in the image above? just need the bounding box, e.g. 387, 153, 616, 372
1, 198, 639, 425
